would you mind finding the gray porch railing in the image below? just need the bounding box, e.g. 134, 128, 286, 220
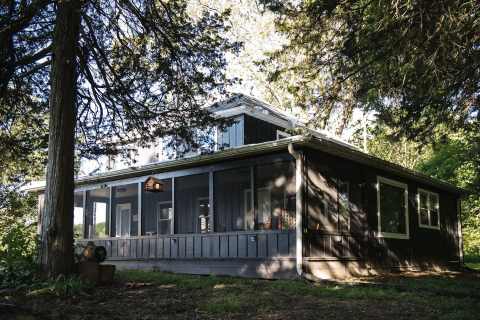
76, 230, 295, 260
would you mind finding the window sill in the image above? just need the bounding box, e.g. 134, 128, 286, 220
419, 224, 441, 230
375, 232, 410, 240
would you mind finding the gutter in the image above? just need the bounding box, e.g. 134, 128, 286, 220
288, 143, 304, 277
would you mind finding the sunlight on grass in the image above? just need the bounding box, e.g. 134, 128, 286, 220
466, 262, 480, 270
115, 269, 480, 320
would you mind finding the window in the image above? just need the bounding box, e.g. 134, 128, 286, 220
377, 176, 409, 239
142, 178, 173, 235
276, 130, 291, 140
112, 184, 139, 237
417, 189, 440, 229
73, 192, 85, 239
85, 188, 110, 238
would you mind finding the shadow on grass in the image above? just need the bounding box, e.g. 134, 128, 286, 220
115, 268, 480, 318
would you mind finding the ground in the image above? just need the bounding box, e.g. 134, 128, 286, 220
2, 267, 480, 320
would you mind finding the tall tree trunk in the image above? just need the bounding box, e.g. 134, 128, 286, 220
39, 0, 81, 277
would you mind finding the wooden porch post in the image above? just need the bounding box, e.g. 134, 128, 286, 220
288, 143, 304, 277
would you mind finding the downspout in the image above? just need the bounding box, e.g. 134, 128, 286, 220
288, 143, 303, 277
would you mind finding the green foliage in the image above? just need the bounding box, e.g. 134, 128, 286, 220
350, 120, 433, 170
261, 0, 480, 139
417, 130, 480, 256
0, 190, 39, 288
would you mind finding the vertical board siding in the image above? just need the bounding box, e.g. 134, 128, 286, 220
77, 230, 295, 260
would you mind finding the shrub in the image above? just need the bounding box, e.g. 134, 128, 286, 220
0, 189, 39, 288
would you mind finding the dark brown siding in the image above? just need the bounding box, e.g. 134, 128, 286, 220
305, 148, 461, 268
243, 114, 283, 145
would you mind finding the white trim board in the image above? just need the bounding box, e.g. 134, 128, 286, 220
376, 176, 410, 240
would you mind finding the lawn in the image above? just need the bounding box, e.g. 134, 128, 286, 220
2, 269, 480, 320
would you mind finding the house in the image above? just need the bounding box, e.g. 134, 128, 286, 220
32, 94, 465, 279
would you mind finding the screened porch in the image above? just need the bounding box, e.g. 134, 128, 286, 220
73, 157, 297, 260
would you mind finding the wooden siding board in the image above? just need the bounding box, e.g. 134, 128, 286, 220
105, 240, 112, 257
156, 238, 163, 258
209, 236, 220, 258
112, 240, 118, 258
247, 235, 257, 258
164, 238, 171, 258
194, 236, 202, 258
149, 238, 156, 258
220, 235, 229, 257
278, 233, 289, 256
171, 238, 179, 258
228, 234, 238, 257
288, 231, 296, 256
238, 234, 247, 258
179, 237, 186, 258
258, 234, 268, 258
268, 233, 278, 257
203, 236, 210, 258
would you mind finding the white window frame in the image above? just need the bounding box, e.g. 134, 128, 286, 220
276, 130, 291, 140
376, 176, 409, 239
417, 188, 440, 230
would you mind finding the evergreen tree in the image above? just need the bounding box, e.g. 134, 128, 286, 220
0, 0, 239, 276
260, 0, 479, 139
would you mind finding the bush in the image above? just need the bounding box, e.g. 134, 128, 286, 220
0, 189, 39, 289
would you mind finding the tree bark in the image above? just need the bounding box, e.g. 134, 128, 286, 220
39, 0, 81, 277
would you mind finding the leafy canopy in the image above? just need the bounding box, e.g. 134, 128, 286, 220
260, 0, 479, 139
0, 0, 240, 164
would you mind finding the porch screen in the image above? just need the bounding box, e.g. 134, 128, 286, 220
85, 188, 110, 238
111, 183, 139, 237
175, 173, 209, 233
73, 192, 84, 239
214, 167, 252, 232
255, 161, 296, 230
142, 178, 173, 235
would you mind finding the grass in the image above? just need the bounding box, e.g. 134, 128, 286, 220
3, 268, 480, 319
115, 269, 480, 319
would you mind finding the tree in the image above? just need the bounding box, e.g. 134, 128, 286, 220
349, 119, 433, 170
260, 0, 479, 139
0, 0, 238, 276
417, 130, 480, 256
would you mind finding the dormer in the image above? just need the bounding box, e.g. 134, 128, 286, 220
211, 94, 299, 149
